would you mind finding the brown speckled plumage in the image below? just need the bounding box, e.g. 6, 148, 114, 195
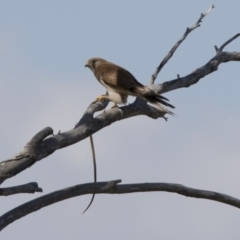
85, 58, 175, 115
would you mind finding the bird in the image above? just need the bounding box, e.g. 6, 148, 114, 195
85, 58, 175, 115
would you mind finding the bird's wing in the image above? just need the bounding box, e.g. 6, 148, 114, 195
97, 61, 143, 92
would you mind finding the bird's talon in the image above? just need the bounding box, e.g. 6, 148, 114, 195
95, 95, 108, 102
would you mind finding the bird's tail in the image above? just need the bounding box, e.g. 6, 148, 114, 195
134, 86, 175, 115
150, 102, 175, 116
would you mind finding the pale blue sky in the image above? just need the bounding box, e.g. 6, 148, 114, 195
0, 1, 240, 239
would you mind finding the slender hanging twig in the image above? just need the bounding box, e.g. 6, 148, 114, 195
82, 135, 97, 214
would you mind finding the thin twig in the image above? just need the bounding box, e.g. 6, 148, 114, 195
82, 135, 97, 214
150, 5, 214, 84
215, 33, 240, 53
0, 182, 42, 196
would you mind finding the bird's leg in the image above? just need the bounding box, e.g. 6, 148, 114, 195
111, 103, 119, 108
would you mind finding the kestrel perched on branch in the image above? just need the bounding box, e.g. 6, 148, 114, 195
85, 58, 175, 115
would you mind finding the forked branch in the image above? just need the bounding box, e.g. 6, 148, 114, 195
215, 33, 240, 53
0, 33, 239, 185
0, 8, 239, 223
153, 34, 240, 94
150, 5, 214, 84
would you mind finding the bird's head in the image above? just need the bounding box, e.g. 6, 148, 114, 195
85, 58, 107, 71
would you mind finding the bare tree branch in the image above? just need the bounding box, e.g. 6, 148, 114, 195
215, 33, 240, 53
152, 48, 240, 94
150, 5, 214, 84
0, 5, 238, 235
0, 99, 166, 184
0, 35, 239, 185
0, 3, 238, 191
0, 180, 239, 231
0, 182, 42, 196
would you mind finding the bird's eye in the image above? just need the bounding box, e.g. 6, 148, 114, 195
91, 60, 97, 67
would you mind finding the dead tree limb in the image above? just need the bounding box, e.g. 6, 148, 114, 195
0, 6, 238, 236
0, 8, 239, 231
150, 4, 214, 84
0, 32, 239, 185
0, 182, 42, 196
0, 180, 239, 231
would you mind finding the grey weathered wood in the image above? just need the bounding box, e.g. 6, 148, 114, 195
0, 39, 239, 185
150, 5, 214, 84
152, 50, 240, 94
0, 6, 239, 231
0, 182, 42, 196
0, 99, 166, 184
0, 180, 239, 231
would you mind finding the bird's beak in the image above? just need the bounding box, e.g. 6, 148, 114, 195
85, 62, 89, 68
